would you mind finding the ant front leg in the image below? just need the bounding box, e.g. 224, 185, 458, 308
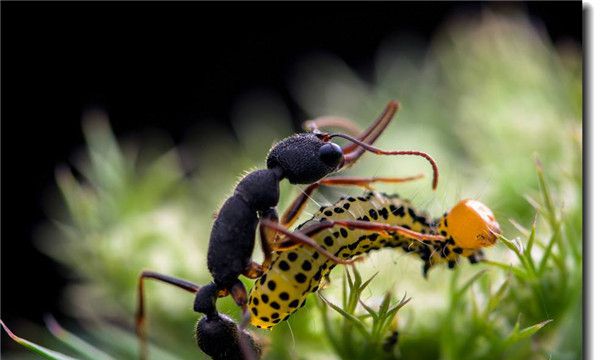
280, 174, 424, 228
136, 271, 200, 360
314, 101, 439, 189
269, 219, 445, 257
303, 115, 363, 136
302, 219, 446, 243
339, 100, 399, 166
304, 100, 399, 158
260, 219, 358, 265
240, 208, 280, 281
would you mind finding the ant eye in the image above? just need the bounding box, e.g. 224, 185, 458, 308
319, 143, 343, 167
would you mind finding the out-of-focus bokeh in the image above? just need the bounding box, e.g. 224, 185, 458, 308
2, 3, 581, 360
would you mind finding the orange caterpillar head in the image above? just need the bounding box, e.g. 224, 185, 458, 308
440, 199, 501, 250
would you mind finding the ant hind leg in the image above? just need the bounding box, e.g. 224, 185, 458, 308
136, 271, 200, 360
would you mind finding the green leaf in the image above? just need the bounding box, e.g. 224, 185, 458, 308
351, 264, 363, 290
498, 235, 523, 256
535, 157, 568, 261
380, 295, 411, 334
518, 319, 553, 338
358, 272, 379, 293
539, 232, 559, 274
318, 293, 370, 339
1, 320, 78, 360
358, 299, 378, 320
498, 235, 536, 276
509, 218, 531, 237
535, 158, 558, 228
485, 278, 510, 315
386, 293, 411, 320
505, 319, 553, 345
80, 322, 182, 360
316, 296, 346, 357
524, 215, 537, 258
456, 270, 487, 299
378, 292, 393, 321
45, 315, 115, 360
481, 260, 529, 280
523, 194, 543, 213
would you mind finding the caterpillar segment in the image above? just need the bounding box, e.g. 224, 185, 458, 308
248, 192, 500, 329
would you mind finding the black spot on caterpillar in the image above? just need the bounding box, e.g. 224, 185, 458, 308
248, 192, 500, 329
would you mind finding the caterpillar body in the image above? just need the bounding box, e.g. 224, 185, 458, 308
248, 191, 500, 329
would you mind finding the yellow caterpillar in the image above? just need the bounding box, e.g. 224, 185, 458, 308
248, 191, 500, 329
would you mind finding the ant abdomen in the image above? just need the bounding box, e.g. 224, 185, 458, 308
196, 314, 262, 360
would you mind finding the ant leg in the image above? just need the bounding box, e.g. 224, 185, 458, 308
245, 207, 279, 278
340, 100, 399, 159
280, 174, 424, 227
272, 220, 444, 255
318, 174, 424, 189
260, 219, 358, 264
229, 280, 250, 329
334, 135, 439, 189
302, 219, 446, 243
243, 206, 285, 280
256, 223, 275, 270
243, 262, 264, 279
308, 101, 397, 154
136, 271, 200, 360
229, 280, 259, 360
280, 182, 321, 227
303, 116, 363, 136
319, 102, 438, 189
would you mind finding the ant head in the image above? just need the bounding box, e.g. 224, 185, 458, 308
196, 314, 262, 359
266, 133, 343, 184
441, 199, 500, 249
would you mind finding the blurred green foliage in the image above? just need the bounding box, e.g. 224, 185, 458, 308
4, 7, 581, 360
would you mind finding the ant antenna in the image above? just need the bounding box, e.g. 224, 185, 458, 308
328, 133, 439, 190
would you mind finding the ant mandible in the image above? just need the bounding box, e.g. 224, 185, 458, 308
135, 101, 439, 360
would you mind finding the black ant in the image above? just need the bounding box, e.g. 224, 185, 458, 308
135, 101, 439, 360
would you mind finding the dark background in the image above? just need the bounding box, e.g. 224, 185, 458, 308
1, 0, 580, 344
